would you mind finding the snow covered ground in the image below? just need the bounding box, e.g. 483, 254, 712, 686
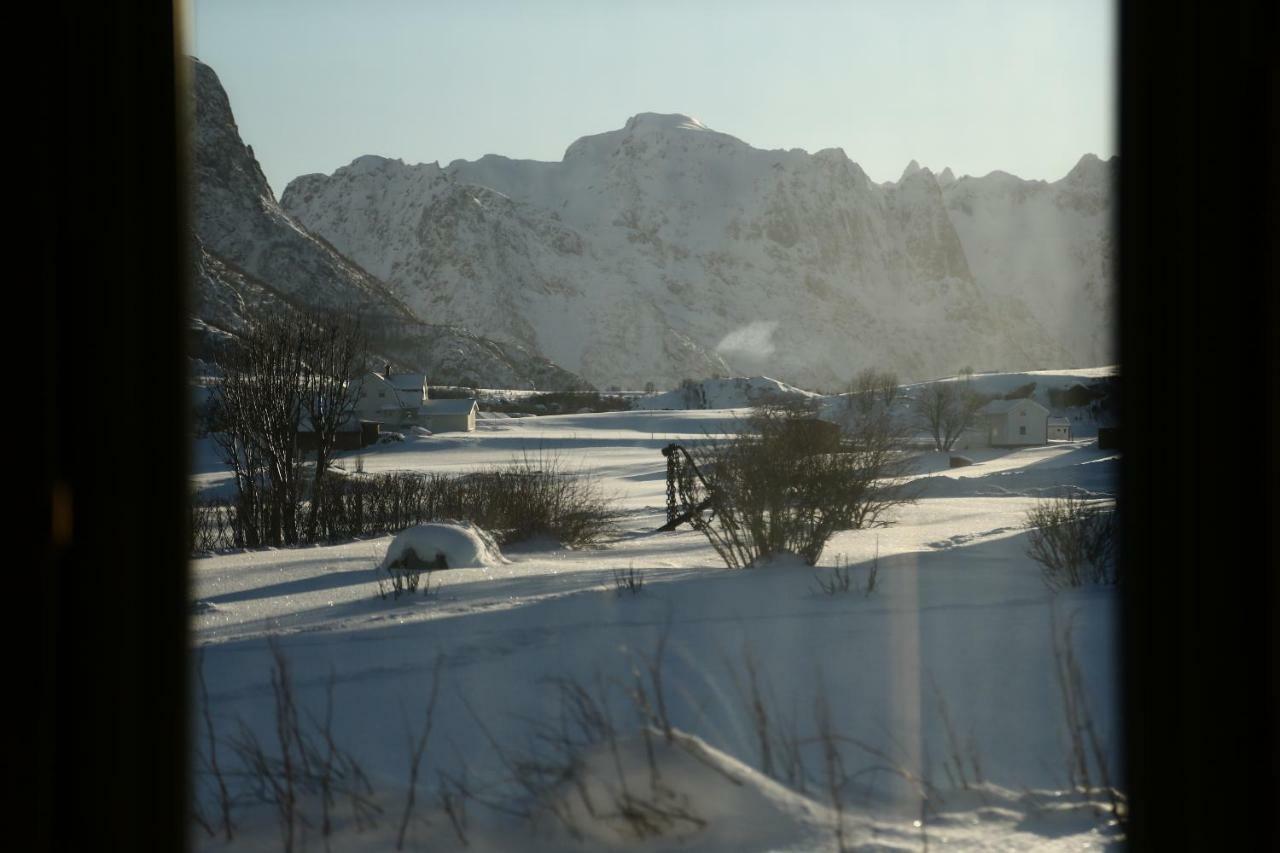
191, 392, 1122, 851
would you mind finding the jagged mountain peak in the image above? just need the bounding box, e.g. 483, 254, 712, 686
623, 112, 711, 133
562, 113, 746, 163
1060, 152, 1114, 185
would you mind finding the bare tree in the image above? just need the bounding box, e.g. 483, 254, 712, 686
302, 313, 367, 542
848, 368, 880, 419
211, 309, 367, 546
916, 381, 985, 452
211, 311, 311, 546
876, 370, 900, 410
845, 369, 900, 422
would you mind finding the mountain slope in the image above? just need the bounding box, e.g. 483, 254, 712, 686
284, 113, 1109, 388
188, 58, 586, 390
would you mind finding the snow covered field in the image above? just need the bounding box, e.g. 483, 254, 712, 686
191, 392, 1122, 851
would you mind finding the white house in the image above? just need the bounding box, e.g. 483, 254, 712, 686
978, 398, 1050, 446
420, 398, 478, 433
350, 369, 477, 432
1047, 416, 1073, 441
351, 371, 417, 424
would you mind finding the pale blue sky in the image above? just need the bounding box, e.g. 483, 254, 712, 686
186, 0, 1115, 198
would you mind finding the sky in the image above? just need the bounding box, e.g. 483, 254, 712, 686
186, 0, 1115, 198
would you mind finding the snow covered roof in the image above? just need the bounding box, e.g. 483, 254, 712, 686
421, 399, 478, 416
386, 373, 427, 392
1047, 416, 1072, 426
979, 398, 1050, 416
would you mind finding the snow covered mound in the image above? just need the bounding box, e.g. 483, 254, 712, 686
639, 376, 819, 410
379, 522, 506, 571
540, 729, 828, 850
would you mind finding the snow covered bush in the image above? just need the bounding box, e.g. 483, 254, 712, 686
380, 523, 505, 572
1025, 492, 1118, 590
682, 402, 916, 568
376, 523, 503, 599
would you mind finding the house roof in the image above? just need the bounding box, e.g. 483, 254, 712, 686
1047, 416, 1072, 426
979, 397, 1050, 416
387, 373, 427, 393
420, 399, 478, 416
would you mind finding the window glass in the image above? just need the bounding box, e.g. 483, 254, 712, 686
186, 2, 1120, 849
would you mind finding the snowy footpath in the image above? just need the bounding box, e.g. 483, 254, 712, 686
191, 406, 1123, 852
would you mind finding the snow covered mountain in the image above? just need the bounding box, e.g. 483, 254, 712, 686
188, 58, 586, 390
282, 113, 1114, 389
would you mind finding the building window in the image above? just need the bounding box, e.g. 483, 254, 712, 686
1020, 425, 1027, 435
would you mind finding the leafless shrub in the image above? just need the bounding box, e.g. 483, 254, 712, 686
1026, 493, 1118, 590
718, 650, 938, 848
864, 540, 880, 597
1050, 609, 1127, 827
721, 640, 798, 788
376, 563, 435, 601
812, 543, 881, 598
190, 497, 242, 553
613, 565, 645, 596
435, 768, 473, 848
465, 671, 704, 842
194, 648, 236, 842
928, 677, 984, 792
315, 453, 618, 548
813, 563, 853, 596
630, 616, 674, 743
681, 403, 917, 568
396, 655, 445, 850
226, 640, 382, 851
195, 451, 618, 556
813, 680, 849, 852
451, 623, 715, 844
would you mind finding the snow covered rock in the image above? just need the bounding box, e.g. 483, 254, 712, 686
378, 522, 506, 572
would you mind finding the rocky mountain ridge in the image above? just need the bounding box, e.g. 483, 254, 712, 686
188, 57, 586, 390
283, 112, 1114, 389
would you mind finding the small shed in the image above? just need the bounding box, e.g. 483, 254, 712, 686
419, 398, 478, 433
978, 398, 1050, 446
1047, 416, 1072, 441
